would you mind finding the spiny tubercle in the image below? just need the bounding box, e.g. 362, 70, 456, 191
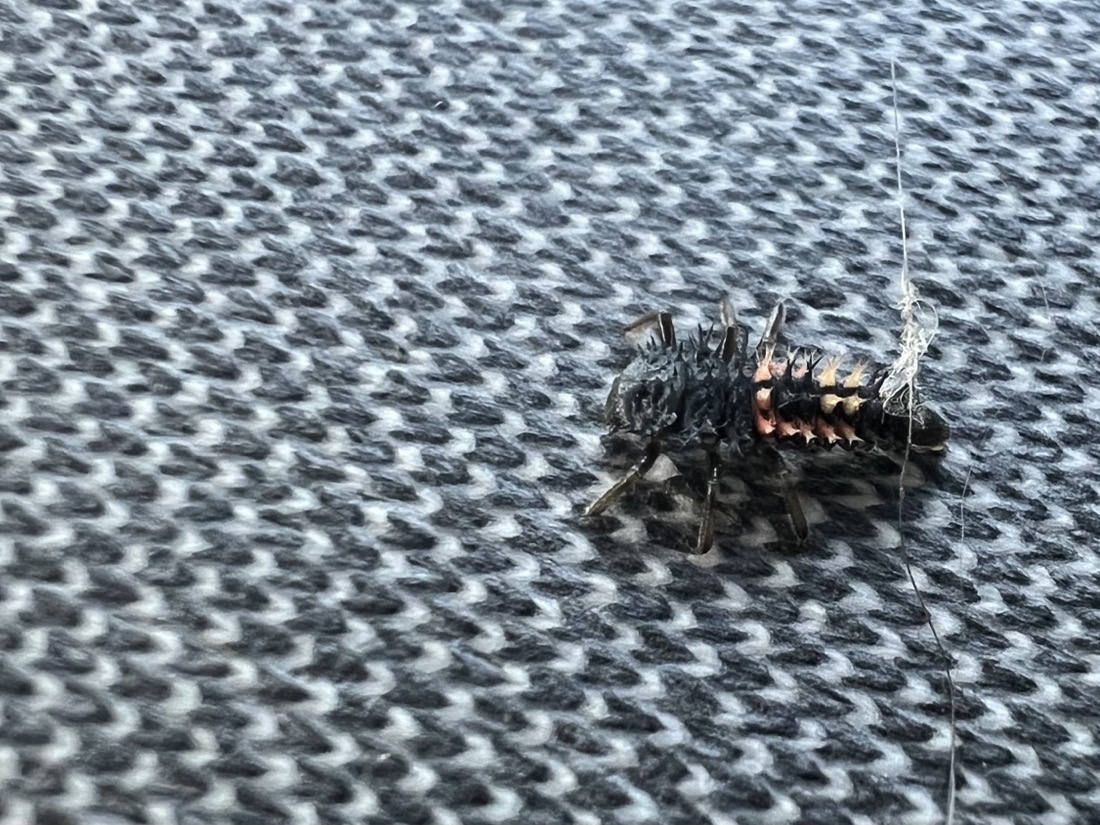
753, 350, 878, 450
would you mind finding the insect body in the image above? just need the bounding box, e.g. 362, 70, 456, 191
586, 299, 949, 553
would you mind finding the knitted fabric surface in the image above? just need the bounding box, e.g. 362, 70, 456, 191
0, 1, 1096, 823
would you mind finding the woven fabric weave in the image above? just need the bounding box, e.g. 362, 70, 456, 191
1, 1, 1098, 823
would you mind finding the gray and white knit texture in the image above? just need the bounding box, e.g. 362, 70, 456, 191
1, 1, 1098, 823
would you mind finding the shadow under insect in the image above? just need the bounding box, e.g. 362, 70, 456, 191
584, 299, 950, 554
586, 437, 804, 553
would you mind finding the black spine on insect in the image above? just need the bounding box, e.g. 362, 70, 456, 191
588, 301, 949, 552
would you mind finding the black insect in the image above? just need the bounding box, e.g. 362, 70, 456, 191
586, 299, 949, 553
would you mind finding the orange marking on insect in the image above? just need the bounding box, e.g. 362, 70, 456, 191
790, 358, 810, 379
817, 356, 841, 387
799, 421, 817, 443
842, 394, 866, 416
843, 361, 868, 389
814, 419, 839, 443
755, 411, 775, 436
776, 417, 800, 438
755, 387, 773, 412
754, 347, 775, 382
835, 421, 863, 444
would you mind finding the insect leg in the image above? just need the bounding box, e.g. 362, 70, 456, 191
694, 441, 723, 554
624, 310, 676, 347
761, 444, 809, 542
585, 441, 661, 517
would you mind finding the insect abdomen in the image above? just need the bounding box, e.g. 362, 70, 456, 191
753, 350, 901, 452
